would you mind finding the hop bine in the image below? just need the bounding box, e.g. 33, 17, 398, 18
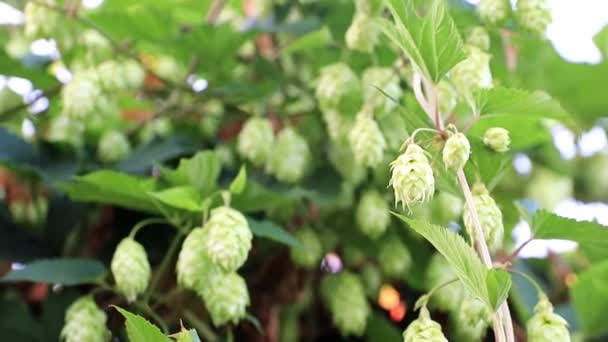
463, 183, 504, 251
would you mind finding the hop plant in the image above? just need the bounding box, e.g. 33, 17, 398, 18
24, 0, 59, 38
527, 294, 571, 342
345, 14, 380, 53
356, 189, 390, 239
320, 271, 370, 337
436, 80, 458, 117
526, 168, 573, 210
477, 0, 511, 26
361, 264, 382, 298
361, 67, 402, 113
433, 192, 464, 224
355, 0, 383, 15
176, 228, 213, 289
349, 109, 387, 168
237, 117, 275, 167
454, 297, 492, 341
328, 138, 367, 185
467, 26, 491, 51
378, 237, 412, 277
62, 70, 111, 120
463, 183, 504, 251
197, 272, 250, 326
46, 115, 84, 147
322, 109, 353, 141
315, 63, 362, 114
138, 117, 173, 143
97, 130, 131, 163
403, 307, 448, 342
61, 296, 110, 342
268, 127, 311, 183
390, 143, 435, 209
451, 45, 493, 99
97, 60, 130, 91
516, 0, 552, 37
110, 237, 151, 302
202, 206, 253, 273
483, 127, 511, 152
443, 131, 471, 170
426, 254, 465, 312
123, 59, 146, 90
290, 227, 323, 268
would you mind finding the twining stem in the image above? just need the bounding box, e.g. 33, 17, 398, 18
129, 217, 170, 239
143, 232, 184, 302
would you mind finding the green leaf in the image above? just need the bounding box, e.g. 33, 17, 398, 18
532, 210, 608, 261
117, 137, 196, 174
380, 0, 465, 82
593, 25, 608, 60
161, 151, 220, 197
232, 180, 292, 213
229, 166, 247, 195
1, 258, 106, 285
570, 260, 608, 337
62, 171, 159, 213
148, 186, 202, 212
486, 269, 512, 310
365, 312, 403, 342
283, 27, 332, 54
247, 218, 302, 248
114, 306, 170, 342
465, 136, 511, 190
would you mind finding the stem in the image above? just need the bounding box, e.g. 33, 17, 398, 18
129, 217, 170, 239
415, 278, 459, 310
412, 73, 432, 121
133, 302, 169, 333
143, 232, 184, 302
500, 238, 533, 264
206, 0, 226, 24
183, 310, 219, 342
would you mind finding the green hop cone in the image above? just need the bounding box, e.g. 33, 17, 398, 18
197, 272, 250, 326
24, 0, 59, 39
290, 227, 322, 268
176, 227, 211, 289
322, 109, 353, 141
426, 254, 465, 312
463, 183, 504, 251
61, 296, 110, 342
321, 271, 370, 337
349, 109, 387, 168
356, 189, 390, 239
97, 130, 131, 163
454, 297, 492, 341
526, 168, 573, 210
378, 237, 412, 277
268, 127, 311, 183
451, 45, 493, 100
361, 67, 403, 114
527, 294, 571, 342
390, 143, 435, 209
62, 70, 112, 120
97, 60, 130, 91
483, 127, 511, 152
315, 63, 362, 114
329, 138, 367, 185
467, 26, 491, 51
110, 238, 151, 302
345, 14, 380, 53
200, 100, 224, 139
46, 115, 84, 147
443, 132, 471, 170
123, 59, 146, 90
237, 117, 274, 167
436, 80, 458, 117
403, 307, 448, 342
202, 206, 252, 273
138, 117, 173, 144
477, 0, 511, 26
516, 0, 552, 37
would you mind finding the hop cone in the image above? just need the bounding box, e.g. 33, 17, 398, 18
378, 237, 412, 277
527, 295, 571, 342
403, 307, 448, 342
483, 127, 511, 152
467, 26, 491, 51
237, 117, 274, 167
321, 271, 370, 337
268, 128, 311, 183
62, 70, 110, 120
197, 272, 250, 326
97, 60, 130, 91
345, 14, 379, 53
202, 206, 253, 273
361, 67, 402, 113
24, 0, 59, 38
322, 109, 353, 141
176, 228, 211, 289
356, 189, 390, 239
61, 296, 110, 342
328, 138, 367, 185
315, 63, 362, 113
516, 0, 552, 37
426, 254, 465, 312
290, 227, 322, 268
463, 184, 504, 251
451, 45, 493, 99
454, 297, 492, 341
97, 130, 131, 163
123, 59, 145, 90
349, 109, 386, 168
443, 132, 471, 170
390, 144, 435, 209
47, 115, 84, 147
477, 0, 511, 26
111, 238, 150, 302
526, 168, 573, 210
436, 80, 458, 117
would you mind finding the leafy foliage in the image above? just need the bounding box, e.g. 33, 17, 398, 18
1, 258, 106, 285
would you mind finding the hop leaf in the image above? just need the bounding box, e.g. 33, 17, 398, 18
24, 0, 59, 39
361, 66, 402, 114
477, 0, 511, 26
111, 238, 151, 302
268, 128, 311, 184
467, 26, 491, 51
483, 127, 511, 152
349, 109, 387, 168
426, 254, 465, 312
378, 237, 412, 277
97, 130, 131, 163
463, 184, 504, 251
321, 271, 370, 337
442, 132, 471, 170
402, 307, 448, 342
451, 45, 493, 100
237, 117, 275, 167
390, 144, 435, 209
527, 295, 571, 342
345, 14, 380, 53
516, 0, 552, 37
290, 227, 323, 268
356, 189, 390, 239
315, 63, 362, 114
176, 228, 212, 289
197, 272, 250, 326
61, 296, 110, 342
